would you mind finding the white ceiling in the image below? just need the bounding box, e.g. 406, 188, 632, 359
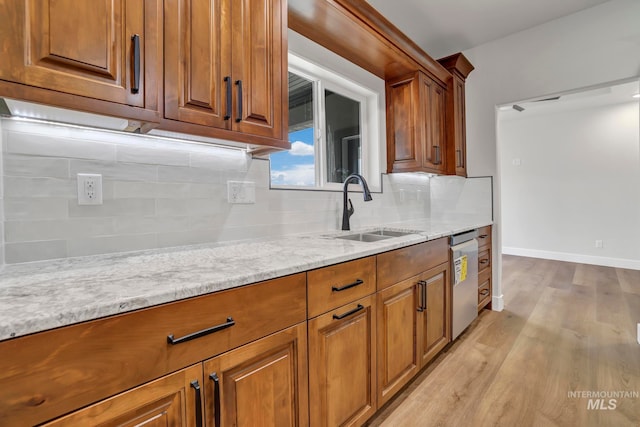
499, 80, 639, 120
366, 0, 612, 58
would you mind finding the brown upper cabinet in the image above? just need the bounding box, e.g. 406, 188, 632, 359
0, 0, 162, 124
438, 53, 475, 177
386, 71, 447, 174
163, 0, 288, 147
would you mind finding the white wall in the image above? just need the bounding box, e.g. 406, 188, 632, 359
462, 0, 640, 308
500, 100, 640, 269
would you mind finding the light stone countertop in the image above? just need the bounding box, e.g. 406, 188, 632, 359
0, 218, 491, 341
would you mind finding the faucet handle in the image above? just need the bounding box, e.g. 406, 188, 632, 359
347, 199, 354, 217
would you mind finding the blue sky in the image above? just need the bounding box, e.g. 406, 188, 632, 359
270, 127, 316, 186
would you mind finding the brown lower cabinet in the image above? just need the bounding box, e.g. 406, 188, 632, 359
203, 322, 309, 426
308, 295, 377, 427
376, 260, 450, 406
1, 237, 469, 426
44, 323, 308, 427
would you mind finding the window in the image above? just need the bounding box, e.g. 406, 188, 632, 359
270, 52, 381, 191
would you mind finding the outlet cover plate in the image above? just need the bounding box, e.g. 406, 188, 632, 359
77, 173, 103, 205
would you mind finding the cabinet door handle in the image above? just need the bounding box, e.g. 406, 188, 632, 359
209, 373, 221, 427
167, 317, 235, 345
433, 146, 442, 165
480, 289, 490, 296
479, 234, 488, 239
224, 76, 232, 120
131, 34, 140, 94
332, 279, 364, 292
417, 280, 427, 312
456, 149, 462, 167
190, 380, 203, 427
480, 259, 489, 265
235, 80, 243, 123
333, 304, 364, 320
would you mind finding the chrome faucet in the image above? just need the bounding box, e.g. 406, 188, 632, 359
342, 173, 373, 231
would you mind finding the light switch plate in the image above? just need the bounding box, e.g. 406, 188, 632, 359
227, 181, 255, 204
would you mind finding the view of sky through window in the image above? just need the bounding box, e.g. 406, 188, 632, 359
270, 127, 315, 186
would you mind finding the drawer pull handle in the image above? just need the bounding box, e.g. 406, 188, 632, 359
190, 380, 203, 427
479, 289, 490, 296
333, 304, 364, 320
480, 259, 489, 264
332, 279, 364, 292
131, 34, 140, 94
167, 317, 235, 345
479, 234, 488, 239
209, 373, 221, 427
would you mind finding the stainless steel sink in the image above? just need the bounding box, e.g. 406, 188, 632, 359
333, 229, 416, 242
366, 229, 414, 237
335, 233, 392, 242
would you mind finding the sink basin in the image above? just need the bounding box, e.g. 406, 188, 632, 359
366, 229, 414, 238
333, 229, 415, 242
335, 233, 392, 242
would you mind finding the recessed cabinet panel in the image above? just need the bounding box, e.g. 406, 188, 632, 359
389, 78, 418, 162
164, 0, 231, 128
1, 0, 148, 107
419, 264, 450, 365
204, 323, 309, 427
377, 278, 419, 406
386, 71, 446, 174
309, 295, 377, 426
42, 365, 201, 427
231, 0, 284, 138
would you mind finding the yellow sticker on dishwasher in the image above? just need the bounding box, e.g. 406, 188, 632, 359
454, 255, 468, 285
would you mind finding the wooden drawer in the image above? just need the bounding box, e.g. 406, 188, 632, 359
0, 273, 306, 427
478, 270, 491, 310
477, 225, 492, 250
478, 247, 491, 274
377, 238, 449, 290
308, 256, 376, 318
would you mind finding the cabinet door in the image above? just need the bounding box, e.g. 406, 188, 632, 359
203, 323, 309, 427
418, 263, 451, 366
309, 295, 377, 427
164, 0, 232, 128
0, 0, 149, 107
452, 76, 467, 176
385, 72, 423, 173
385, 71, 446, 174
42, 365, 202, 427
231, 0, 286, 139
376, 276, 420, 406
420, 75, 446, 173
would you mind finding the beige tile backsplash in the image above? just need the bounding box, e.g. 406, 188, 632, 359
0, 118, 492, 264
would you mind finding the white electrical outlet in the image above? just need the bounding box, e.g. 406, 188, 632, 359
512, 158, 521, 166
77, 173, 103, 205
595, 240, 603, 248
227, 181, 255, 204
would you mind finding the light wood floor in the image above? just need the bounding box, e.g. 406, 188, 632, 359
367, 256, 640, 427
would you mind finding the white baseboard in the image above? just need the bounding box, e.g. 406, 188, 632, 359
491, 294, 504, 311
502, 247, 640, 270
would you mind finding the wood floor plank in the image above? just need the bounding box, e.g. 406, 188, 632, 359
366, 256, 640, 427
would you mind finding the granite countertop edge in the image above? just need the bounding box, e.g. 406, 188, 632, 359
0, 220, 492, 341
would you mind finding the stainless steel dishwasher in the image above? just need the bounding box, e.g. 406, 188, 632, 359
451, 230, 479, 339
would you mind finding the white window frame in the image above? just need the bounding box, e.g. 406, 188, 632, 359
270, 50, 382, 192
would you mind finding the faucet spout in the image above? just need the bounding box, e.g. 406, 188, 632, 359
341, 173, 373, 231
